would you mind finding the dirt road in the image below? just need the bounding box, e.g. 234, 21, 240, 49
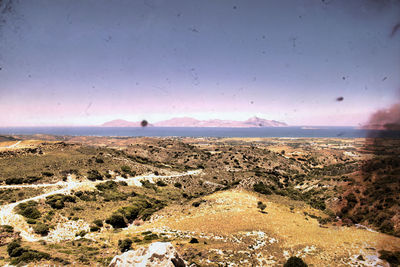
0, 169, 202, 242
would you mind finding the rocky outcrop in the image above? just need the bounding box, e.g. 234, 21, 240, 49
109, 242, 186, 267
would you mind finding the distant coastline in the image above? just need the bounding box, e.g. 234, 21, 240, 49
0, 126, 399, 138
101, 116, 288, 128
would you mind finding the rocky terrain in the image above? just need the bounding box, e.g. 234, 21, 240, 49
0, 136, 398, 266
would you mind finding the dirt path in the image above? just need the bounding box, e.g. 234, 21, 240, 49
8, 141, 21, 148
0, 169, 202, 242
0, 169, 201, 190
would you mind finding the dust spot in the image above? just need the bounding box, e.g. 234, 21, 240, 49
336, 97, 344, 102
189, 27, 199, 33
141, 120, 148, 127
390, 23, 400, 38
290, 37, 297, 49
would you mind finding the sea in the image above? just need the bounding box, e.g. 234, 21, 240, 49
0, 126, 399, 138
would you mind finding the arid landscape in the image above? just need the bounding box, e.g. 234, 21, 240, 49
0, 135, 398, 266
1, 0, 399, 266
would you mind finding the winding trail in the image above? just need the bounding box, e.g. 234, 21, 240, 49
6, 141, 21, 148
0, 169, 202, 242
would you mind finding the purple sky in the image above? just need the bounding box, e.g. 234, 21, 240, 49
0, 0, 399, 126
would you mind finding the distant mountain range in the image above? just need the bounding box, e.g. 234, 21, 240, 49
101, 117, 287, 127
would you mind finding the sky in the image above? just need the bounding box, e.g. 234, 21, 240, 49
0, 0, 399, 127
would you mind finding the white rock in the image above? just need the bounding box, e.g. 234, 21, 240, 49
109, 242, 186, 267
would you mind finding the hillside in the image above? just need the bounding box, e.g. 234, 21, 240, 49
0, 137, 398, 266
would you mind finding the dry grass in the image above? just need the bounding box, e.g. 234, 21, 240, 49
121, 189, 400, 266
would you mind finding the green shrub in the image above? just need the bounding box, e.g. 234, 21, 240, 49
76, 230, 87, 237
317, 217, 330, 225
118, 238, 132, 252
141, 231, 152, 235
132, 236, 142, 243
174, 182, 182, 188
11, 250, 51, 265
102, 190, 128, 202
121, 166, 131, 173
45, 194, 76, 209
284, 256, 308, 267
105, 213, 127, 228
93, 219, 103, 227
118, 206, 141, 221
379, 250, 400, 266
33, 223, 49, 236
96, 181, 118, 191
24, 176, 42, 183
10, 247, 25, 258
189, 238, 199, 243
15, 201, 41, 219
41, 171, 54, 177
253, 182, 273, 195
5, 178, 24, 185
257, 201, 266, 211
143, 233, 158, 240
139, 208, 158, 221
379, 221, 395, 235
74, 191, 97, 201
141, 180, 156, 190
90, 225, 100, 232
26, 218, 37, 224
308, 198, 326, 210
87, 170, 103, 181
156, 180, 167, 187
107, 197, 165, 227
7, 241, 21, 256
1, 225, 14, 233
192, 200, 205, 207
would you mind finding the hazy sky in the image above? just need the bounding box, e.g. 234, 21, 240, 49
0, 0, 399, 126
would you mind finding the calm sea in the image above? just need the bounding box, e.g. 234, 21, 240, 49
0, 127, 398, 138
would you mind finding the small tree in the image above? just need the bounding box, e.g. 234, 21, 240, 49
87, 170, 103, 181
33, 223, 49, 236
7, 241, 21, 256
93, 219, 103, 227
118, 238, 132, 252
257, 201, 266, 211
284, 256, 308, 267
106, 213, 127, 228
121, 166, 131, 173
253, 182, 272, 195
156, 180, 167, 187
